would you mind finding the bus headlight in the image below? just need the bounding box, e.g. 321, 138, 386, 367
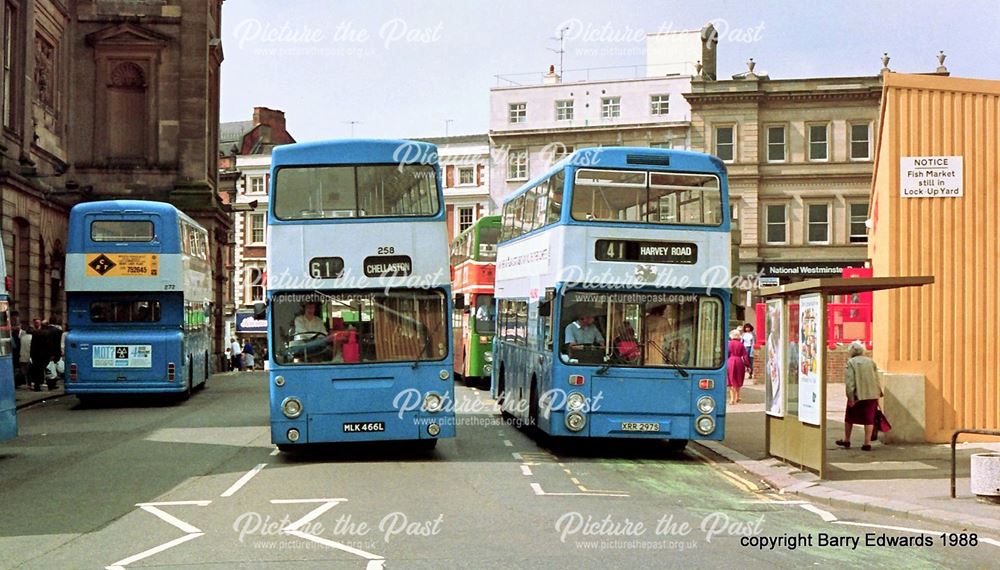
565, 412, 587, 432
287, 428, 300, 442
484, 351, 493, 363
281, 397, 303, 419
423, 392, 444, 413
695, 415, 716, 435
566, 392, 586, 412
427, 423, 441, 437
439, 369, 450, 380
274, 375, 285, 387
697, 396, 715, 414
479, 335, 490, 344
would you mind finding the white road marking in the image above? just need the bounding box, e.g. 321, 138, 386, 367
520, 465, 533, 476
503, 439, 513, 447
511, 452, 523, 460
139, 505, 203, 534
833, 520, 943, 534
530, 481, 629, 498
742, 499, 809, 504
272, 498, 347, 532
285, 530, 385, 561
136, 500, 211, 507
799, 503, 838, 522
270, 447, 280, 456
530, 483, 545, 496
981, 538, 1000, 548
221, 463, 267, 497
105, 532, 204, 569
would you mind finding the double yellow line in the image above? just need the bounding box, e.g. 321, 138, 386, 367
687, 447, 764, 495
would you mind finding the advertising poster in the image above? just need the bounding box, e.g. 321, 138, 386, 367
764, 299, 785, 417
797, 294, 823, 425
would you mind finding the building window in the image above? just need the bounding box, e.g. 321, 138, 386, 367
458, 166, 474, 185
601, 96, 620, 118
248, 268, 264, 303
767, 126, 786, 162
715, 125, 735, 162
849, 202, 869, 243
808, 124, 829, 161
650, 94, 670, 115
3, 2, 18, 131
508, 102, 526, 124
249, 213, 265, 244
807, 203, 830, 243
850, 122, 870, 160
555, 99, 573, 121
765, 204, 787, 244
458, 207, 474, 233
249, 176, 265, 194
507, 149, 527, 180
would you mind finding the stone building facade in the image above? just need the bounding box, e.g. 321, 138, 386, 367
418, 134, 491, 243
0, 0, 230, 354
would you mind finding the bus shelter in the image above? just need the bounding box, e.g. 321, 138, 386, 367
757, 276, 933, 478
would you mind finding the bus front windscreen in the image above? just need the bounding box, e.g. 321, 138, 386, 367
559, 291, 724, 369
272, 289, 448, 365
274, 164, 439, 220
473, 294, 496, 334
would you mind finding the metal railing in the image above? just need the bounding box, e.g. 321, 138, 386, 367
950, 429, 1000, 498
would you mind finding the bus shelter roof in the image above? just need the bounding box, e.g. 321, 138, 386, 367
758, 276, 934, 299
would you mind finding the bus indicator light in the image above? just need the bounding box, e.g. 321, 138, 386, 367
698, 379, 714, 390
568, 374, 585, 386
69, 363, 78, 382
167, 363, 175, 381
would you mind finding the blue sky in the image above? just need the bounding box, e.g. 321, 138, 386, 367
220, 0, 1000, 142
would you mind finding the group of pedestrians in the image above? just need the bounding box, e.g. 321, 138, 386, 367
225, 338, 263, 372
10, 312, 66, 392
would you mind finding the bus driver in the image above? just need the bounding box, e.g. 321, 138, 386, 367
564, 314, 605, 358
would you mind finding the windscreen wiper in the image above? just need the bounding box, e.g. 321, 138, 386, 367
648, 340, 690, 378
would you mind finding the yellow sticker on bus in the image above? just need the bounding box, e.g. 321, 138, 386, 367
85, 253, 159, 277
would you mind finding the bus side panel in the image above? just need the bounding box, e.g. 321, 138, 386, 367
0, 355, 15, 441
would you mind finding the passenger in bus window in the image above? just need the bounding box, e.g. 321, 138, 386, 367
613, 321, 641, 364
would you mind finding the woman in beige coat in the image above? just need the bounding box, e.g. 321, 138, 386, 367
836, 341, 883, 451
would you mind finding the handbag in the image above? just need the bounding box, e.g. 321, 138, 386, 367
872, 407, 892, 441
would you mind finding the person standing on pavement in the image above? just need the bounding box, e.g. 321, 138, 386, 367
29, 319, 51, 391
836, 341, 883, 451
18, 321, 33, 388
243, 340, 255, 370
742, 323, 756, 379
230, 338, 243, 371
45, 318, 63, 389
10, 312, 22, 387
726, 329, 750, 405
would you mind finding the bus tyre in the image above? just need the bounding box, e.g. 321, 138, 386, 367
528, 378, 539, 431
276, 444, 297, 453
180, 356, 193, 400
77, 395, 93, 407
202, 351, 210, 387
419, 439, 438, 451
665, 439, 688, 452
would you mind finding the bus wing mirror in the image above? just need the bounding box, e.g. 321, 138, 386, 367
454, 293, 465, 310
253, 301, 267, 319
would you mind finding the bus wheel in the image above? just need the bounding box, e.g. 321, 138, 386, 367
77, 395, 93, 407
202, 351, 210, 387
419, 439, 438, 451
528, 378, 539, 431
180, 356, 193, 400
665, 439, 688, 452
497, 368, 511, 419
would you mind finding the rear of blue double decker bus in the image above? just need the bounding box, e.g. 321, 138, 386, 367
267, 140, 455, 448
64, 202, 189, 396
0, 240, 16, 441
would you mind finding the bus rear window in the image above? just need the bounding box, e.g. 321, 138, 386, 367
91, 220, 154, 242
274, 164, 439, 220
90, 301, 161, 323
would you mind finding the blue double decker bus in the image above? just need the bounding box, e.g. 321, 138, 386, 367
266, 139, 455, 450
0, 236, 16, 440
64, 201, 213, 400
492, 148, 730, 448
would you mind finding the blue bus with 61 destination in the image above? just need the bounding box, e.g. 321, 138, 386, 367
266, 139, 455, 450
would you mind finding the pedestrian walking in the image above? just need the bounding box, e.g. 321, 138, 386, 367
726, 329, 750, 405
45, 318, 63, 389
742, 323, 756, 379
836, 341, 883, 451
230, 338, 243, 371
10, 312, 22, 387
18, 322, 32, 388
243, 340, 256, 370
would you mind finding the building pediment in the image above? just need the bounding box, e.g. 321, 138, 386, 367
85, 23, 171, 49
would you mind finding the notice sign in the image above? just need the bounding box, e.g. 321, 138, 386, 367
85, 253, 159, 277
93, 345, 152, 368
900, 156, 963, 198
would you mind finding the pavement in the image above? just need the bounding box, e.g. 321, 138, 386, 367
13, 382, 66, 410
699, 379, 1000, 535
